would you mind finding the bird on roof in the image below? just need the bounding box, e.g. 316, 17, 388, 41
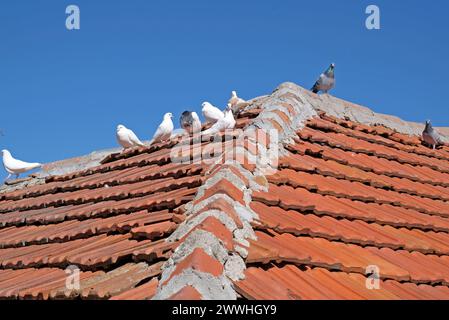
149, 112, 174, 145
116, 124, 145, 149
180, 111, 201, 135
228, 90, 249, 114
202, 102, 224, 124
311, 63, 335, 94
422, 120, 442, 150
1, 149, 42, 182
202, 103, 236, 136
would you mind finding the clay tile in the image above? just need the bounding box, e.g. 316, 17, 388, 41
194, 178, 245, 206
195, 197, 243, 228
271, 109, 291, 126
168, 286, 203, 300
208, 164, 249, 187
131, 221, 177, 240
188, 216, 234, 251
243, 128, 271, 148
164, 247, 224, 285
279, 102, 297, 116
268, 118, 283, 131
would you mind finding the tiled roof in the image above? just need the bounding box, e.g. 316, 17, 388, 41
0, 109, 257, 299
1, 82, 448, 300
235, 112, 449, 300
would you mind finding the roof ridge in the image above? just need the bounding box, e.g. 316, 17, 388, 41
278, 82, 449, 143
152, 82, 318, 299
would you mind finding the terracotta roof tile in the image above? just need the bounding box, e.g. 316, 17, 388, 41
164, 248, 224, 285
235, 111, 449, 300
0, 119, 235, 298
236, 265, 449, 300
168, 285, 203, 300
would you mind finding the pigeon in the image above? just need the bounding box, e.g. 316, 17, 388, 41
422, 120, 442, 150
202, 103, 236, 136
116, 124, 145, 149
228, 90, 249, 114
311, 63, 335, 94
1, 149, 42, 181
149, 112, 174, 145
202, 102, 224, 124
180, 111, 201, 135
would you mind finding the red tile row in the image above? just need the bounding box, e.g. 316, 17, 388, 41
289, 141, 449, 187
268, 169, 449, 217
319, 113, 449, 158
48, 131, 247, 184
109, 278, 159, 300
252, 184, 449, 232
281, 153, 449, 201
247, 231, 449, 284
251, 201, 449, 255
0, 210, 174, 248
0, 233, 175, 269
0, 188, 195, 228
235, 264, 449, 300
0, 262, 159, 299
2, 161, 203, 202
0, 175, 202, 214
308, 116, 449, 163
299, 126, 449, 174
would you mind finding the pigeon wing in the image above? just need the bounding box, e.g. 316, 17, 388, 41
151, 125, 165, 142
180, 112, 193, 130
311, 74, 324, 92
6, 158, 41, 172
204, 106, 224, 122
127, 129, 144, 147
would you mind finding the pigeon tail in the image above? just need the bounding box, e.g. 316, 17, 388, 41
27, 163, 42, 170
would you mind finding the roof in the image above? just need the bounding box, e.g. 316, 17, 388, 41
1, 82, 449, 300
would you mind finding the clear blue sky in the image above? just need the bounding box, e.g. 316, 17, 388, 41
0, 0, 448, 170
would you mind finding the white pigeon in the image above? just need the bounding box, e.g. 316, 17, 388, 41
228, 90, 248, 113
202, 102, 224, 124
149, 112, 174, 145
1, 149, 42, 181
202, 103, 236, 136
116, 124, 145, 149
180, 111, 202, 135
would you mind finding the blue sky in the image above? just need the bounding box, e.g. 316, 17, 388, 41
0, 0, 448, 171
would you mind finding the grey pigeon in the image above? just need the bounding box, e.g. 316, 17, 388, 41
422, 120, 442, 150
311, 63, 335, 94
180, 111, 201, 135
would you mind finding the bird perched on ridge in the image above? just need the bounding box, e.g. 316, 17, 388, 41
116, 124, 145, 149
228, 90, 249, 114
149, 112, 174, 145
1, 149, 42, 182
422, 120, 442, 150
202, 103, 236, 136
311, 63, 335, 94
202, 102, 224, 124
180, 111, 201, 135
